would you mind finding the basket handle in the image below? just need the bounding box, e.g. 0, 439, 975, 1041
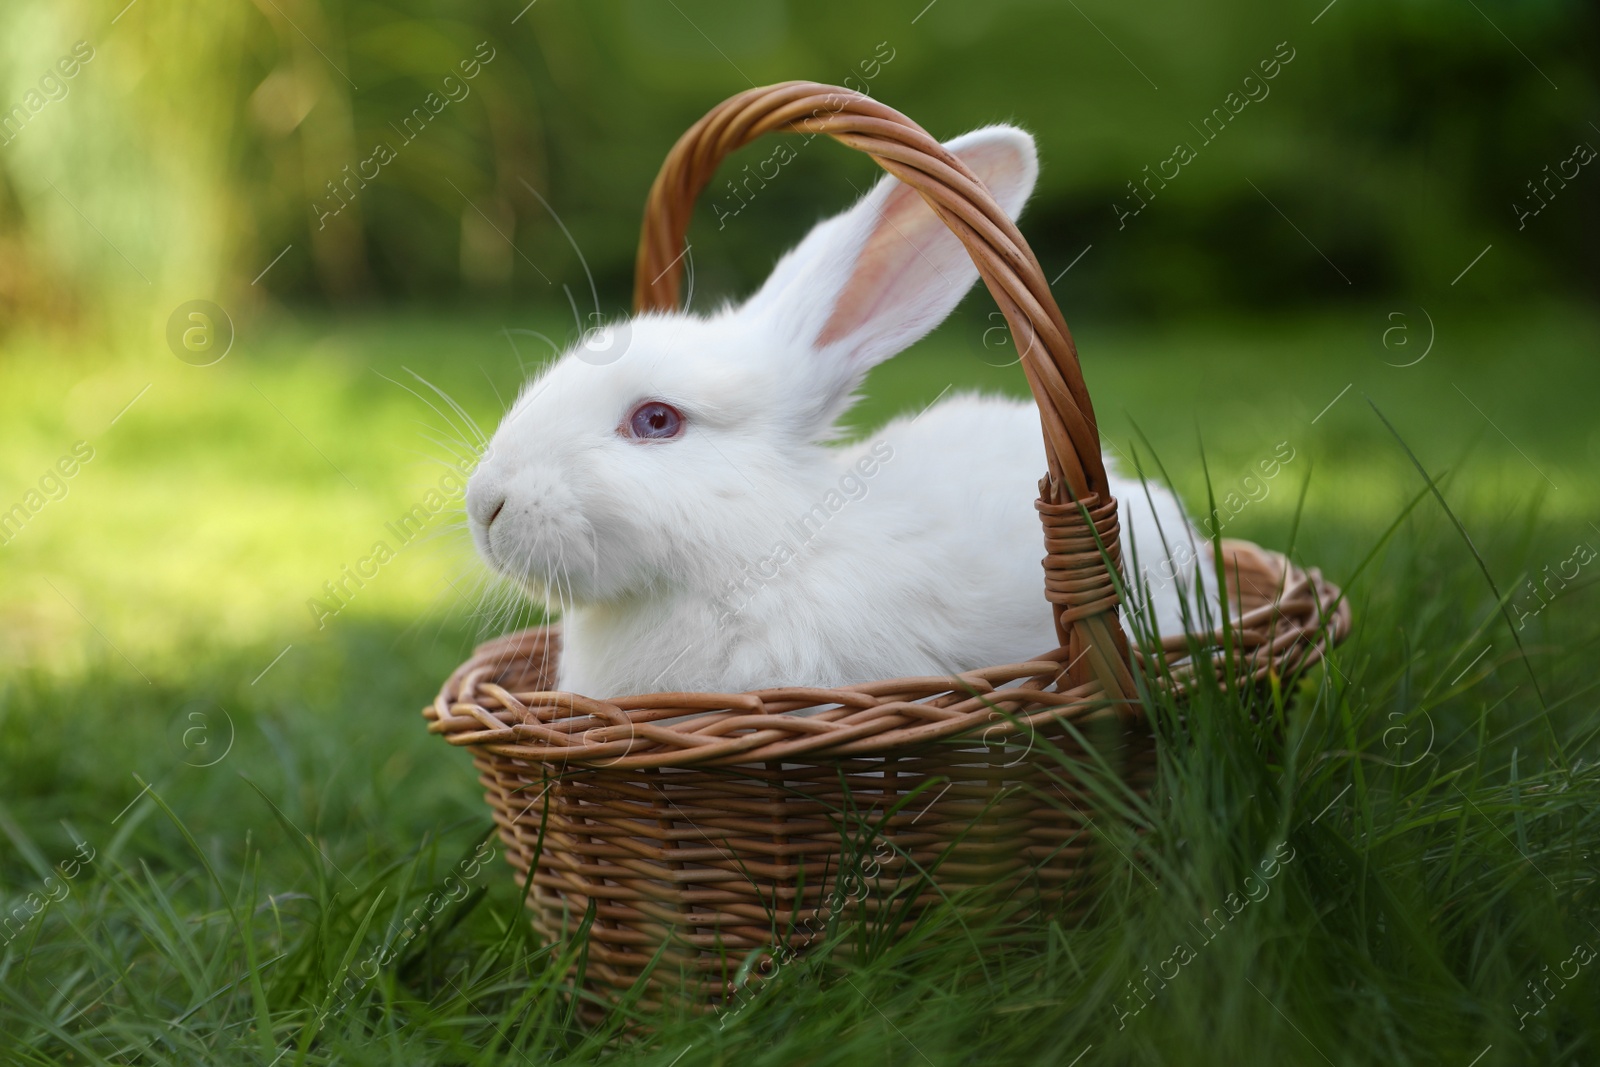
633, 81, 1134, 703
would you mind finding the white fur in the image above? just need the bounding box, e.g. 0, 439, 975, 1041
467, 125, 1216, 697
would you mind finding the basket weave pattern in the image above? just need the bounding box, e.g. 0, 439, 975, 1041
423, 82, 1351, 1009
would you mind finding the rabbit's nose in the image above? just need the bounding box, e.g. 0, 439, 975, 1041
466, 479, 507, 527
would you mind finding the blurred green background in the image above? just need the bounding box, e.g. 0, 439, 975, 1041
0, 0, 1593, 671
0, 0, 1595, 687
1, 0, 1596, 323
2, 0, 1597, 672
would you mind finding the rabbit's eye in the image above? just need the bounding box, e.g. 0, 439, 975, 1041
625, 401, 684, 441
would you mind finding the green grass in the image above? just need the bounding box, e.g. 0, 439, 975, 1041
2, 303, 1599, 1065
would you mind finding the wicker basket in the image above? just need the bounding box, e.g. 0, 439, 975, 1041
424, 81, 1350, 1013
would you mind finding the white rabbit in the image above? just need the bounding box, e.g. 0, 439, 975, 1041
466, 125, 1217, 698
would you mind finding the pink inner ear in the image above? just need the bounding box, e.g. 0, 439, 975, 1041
812, 137, 1011, 350
815, 180, 957, 350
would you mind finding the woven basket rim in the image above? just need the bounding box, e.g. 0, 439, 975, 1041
425, 539, 1351, 769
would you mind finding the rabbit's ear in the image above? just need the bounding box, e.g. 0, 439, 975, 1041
743, 124, 1037, 392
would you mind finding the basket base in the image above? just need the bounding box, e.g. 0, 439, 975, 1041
468, 643, 1155, 1013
